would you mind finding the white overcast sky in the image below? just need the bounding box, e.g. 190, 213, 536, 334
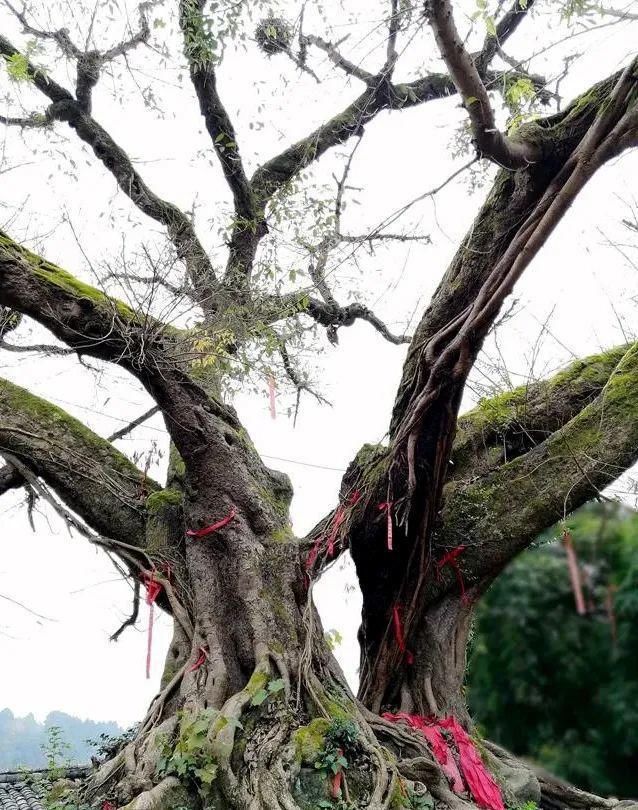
1, 1, 638, 727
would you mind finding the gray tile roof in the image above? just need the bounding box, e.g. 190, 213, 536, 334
0, 769, 89, 810
0, 776, 43, 810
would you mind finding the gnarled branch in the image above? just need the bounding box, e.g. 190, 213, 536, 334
0, 375, 159, 543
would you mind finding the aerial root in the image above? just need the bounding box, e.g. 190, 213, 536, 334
139, 663, 188, 735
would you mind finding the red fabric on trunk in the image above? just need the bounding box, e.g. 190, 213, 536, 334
327, 506, 346, 557
186, 506, 237, 538
189, 646, 207, 672
391, 605, 414, 665
439, 717, 505, 810
436, 545, 467, 600
142, 572, 162, 680
382, 712, 464, 793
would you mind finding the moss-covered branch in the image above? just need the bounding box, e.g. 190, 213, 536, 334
0, 376, 160, 543
450, 344, 631, 482
441, 342, 638, 585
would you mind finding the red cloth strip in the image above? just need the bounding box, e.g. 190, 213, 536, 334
331, 749, 344, 798
562, 531, 586, 615
378, 501, 394, 551
439, 716, 505, 810
306, 490, 361, 576
146, 601, 155, 680
268, 375, 276, 419
382, 713, 463, 794
186, 506, 237, 538
436, 545, 467, 599
392, 605, 414, 665
327, 506, 346, 557
189, 646, 207, 672
142, 572, 163, 680
305, 536, 322, 574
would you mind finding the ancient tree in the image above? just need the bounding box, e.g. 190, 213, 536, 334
1, 1, 638, 809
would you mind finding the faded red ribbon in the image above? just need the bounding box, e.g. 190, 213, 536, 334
327, 506, 347, 557
562, 531, 586, 615
392, 605, 414, 665
436, 545, 467, 600
331, 748, 344, 798
306, 490, 361, 576
378, 501, 394, 551
186, 506, 237, 538
101, 802, 116, 810
142, 571, 163, 680
268, 375, 277, 419
189, 646, 208, 672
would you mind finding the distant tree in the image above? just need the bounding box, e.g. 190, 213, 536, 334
469, 502, 638, 798
0, 709, 122, 769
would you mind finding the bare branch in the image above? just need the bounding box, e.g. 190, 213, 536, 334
1, 0, 81, 57
108, 405, 160, 442
476, 0, 539, 74
109, 580, 140, 641
277, 340, 331, 426
178, 2, 253, 222
599, 6, 638, 22
0, 35, 217, 298
0, 337, 76, 355
0, 112, 49, 128
305, 298, 410, 345
384, 0, 400, 74
304, 34, 376, 83
0, 591, 57, 622
425, 0, 539, 168
102, 2, 153, 62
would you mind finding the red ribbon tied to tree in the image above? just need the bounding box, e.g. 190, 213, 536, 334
562, 530, 586, 615
378, 501, 394, 551
382, 713, 463, 794
186, 506, 237, 538
189, 646, 208, 672
331, 748, 344, 798
142, 571, 163, 680
305, 491, 361, 580
392, 604, 414, 665
436, 545, 467, 601
382, 713, 505, 810
439, 716, 505, 810
268, 375, 277, 420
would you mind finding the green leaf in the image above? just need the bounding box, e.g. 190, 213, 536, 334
250, 688, 268, 706
268, 678, 285, 693
195, 764, 218, 784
